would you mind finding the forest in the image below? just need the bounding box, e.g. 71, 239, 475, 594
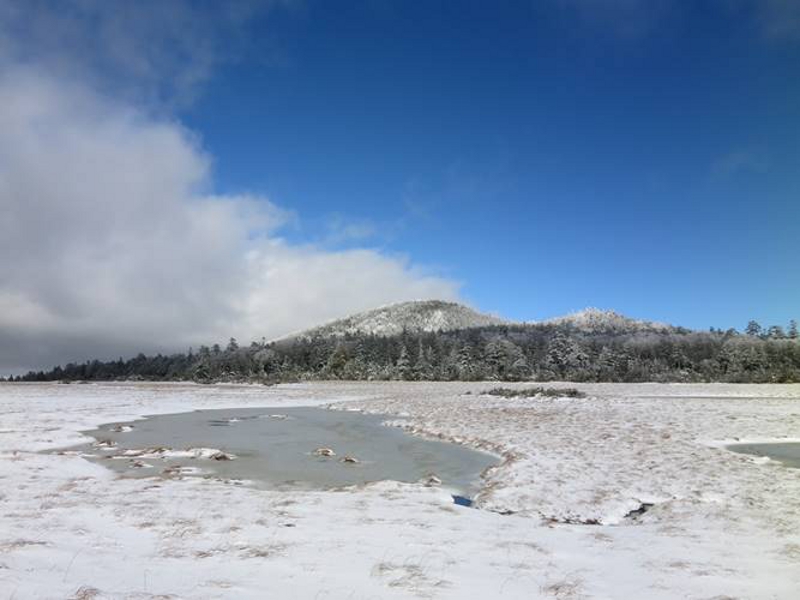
12, 319, 800, 384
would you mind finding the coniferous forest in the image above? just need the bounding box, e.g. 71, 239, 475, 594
11, 318, 800, 384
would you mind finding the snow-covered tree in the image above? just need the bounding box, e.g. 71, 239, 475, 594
325, 343, 349, 378
766, 325, 785, 340
745, 321, 762, 337
395, 344, 412, 380
413, 340, 433, 380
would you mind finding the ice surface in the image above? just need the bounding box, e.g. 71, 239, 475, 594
727, 441, 800, 468
70, 406, 497, 495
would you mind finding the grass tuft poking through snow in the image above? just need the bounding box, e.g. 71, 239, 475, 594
482, 386, 586, 399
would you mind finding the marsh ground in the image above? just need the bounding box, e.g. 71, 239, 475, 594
1, 381, 799, 599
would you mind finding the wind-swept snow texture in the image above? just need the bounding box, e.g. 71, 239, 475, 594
1, 381, 799, 599
283, 299, 507, 339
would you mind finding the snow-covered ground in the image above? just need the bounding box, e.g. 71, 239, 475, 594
1, 381, 799, 599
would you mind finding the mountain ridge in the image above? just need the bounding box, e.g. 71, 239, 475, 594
280, 301, 676, 341
541, 307, 674, 333
281, 299, 507, 340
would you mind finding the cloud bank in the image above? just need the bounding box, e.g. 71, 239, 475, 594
0, 0, 276, 107
0, 69, 459, 372
0, 5, 460, 374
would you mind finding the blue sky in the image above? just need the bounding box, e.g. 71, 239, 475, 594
1, 0, 799, 372
180, 0, 799, 330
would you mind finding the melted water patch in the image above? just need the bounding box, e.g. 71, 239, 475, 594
727, 442, 800, 468
69, 406, 498, 497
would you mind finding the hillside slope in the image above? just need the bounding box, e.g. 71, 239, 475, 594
287, 300, 507, 339
543, 308, 674, 334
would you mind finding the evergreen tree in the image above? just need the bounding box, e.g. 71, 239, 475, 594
508, 356, 531, 381
325, 343, 349, 378
546, 333, 586, 378
766, 325, 785, 340
484, 340, 507, 379
413, 340, 433, 380
17, 315, 800, 384
745, 321, 762, 337
395, 344, 412, 380
456, 343, 475, 380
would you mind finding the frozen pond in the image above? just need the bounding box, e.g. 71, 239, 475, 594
728, 442, 800, 468
70, 406, 499, 497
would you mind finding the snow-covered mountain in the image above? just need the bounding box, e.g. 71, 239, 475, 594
280, 302, 677, 343
287, 300, 507, 339
542, 308, 673, 334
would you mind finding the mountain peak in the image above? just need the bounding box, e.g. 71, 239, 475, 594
286, 299, 507, 339
543, 307, 671, 333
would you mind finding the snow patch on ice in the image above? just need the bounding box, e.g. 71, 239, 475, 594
117, 447, 237, 460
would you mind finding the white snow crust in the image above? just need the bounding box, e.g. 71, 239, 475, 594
1, 381, 799, 599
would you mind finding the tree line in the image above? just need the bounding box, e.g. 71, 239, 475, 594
9, 318, 800, 384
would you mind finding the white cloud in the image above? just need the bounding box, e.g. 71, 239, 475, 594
241, 242, 459, 338
549, 1, 800, 42
551, 0, 675, 38
757, 0, 800, 40
323, 215, 379, 245
0, 69, 460, 372
0, 0, 280, 107
710, 149, 770, 178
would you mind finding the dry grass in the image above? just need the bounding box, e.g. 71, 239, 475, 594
69, 586, 101, 600
372, 559, 452, 598
0, 538, 48, 552
780, 542, 800, 561
541, 577, 586, 599
483, 387, 586, 399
